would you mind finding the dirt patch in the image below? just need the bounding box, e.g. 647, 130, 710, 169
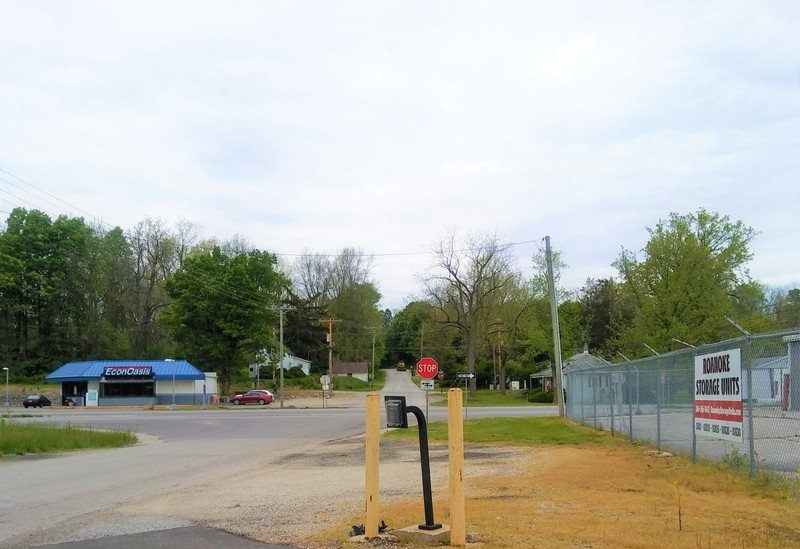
303, 442, 800, 548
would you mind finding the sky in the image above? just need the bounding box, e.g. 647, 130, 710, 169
1, 1, 798, 311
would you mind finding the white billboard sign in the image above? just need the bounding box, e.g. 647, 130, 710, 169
694, 348, 743, 442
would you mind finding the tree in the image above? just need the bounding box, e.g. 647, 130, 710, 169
420, 230, 517, 396
578, 278, 634, 358
769, 287, 800, 330
127, 218, 178, 356
162, 246, 288, 394
328, 282, 384, 363
290, 247, 380, 366
614, 209, 756, 353
281, 290, 329, 374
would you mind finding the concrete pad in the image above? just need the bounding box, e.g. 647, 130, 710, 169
393, 524, 451, 545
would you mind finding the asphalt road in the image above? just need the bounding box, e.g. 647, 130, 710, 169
0, 371, 556, 547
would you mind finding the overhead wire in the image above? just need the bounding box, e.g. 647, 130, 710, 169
0, 166, 546, 341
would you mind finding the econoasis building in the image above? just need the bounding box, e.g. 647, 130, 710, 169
46, 360, 218, 406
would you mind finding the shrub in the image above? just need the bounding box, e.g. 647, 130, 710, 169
526, 389, 554, 403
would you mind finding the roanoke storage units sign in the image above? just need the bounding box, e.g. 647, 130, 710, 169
694, 349, 742, 442
102, 366, 154, 380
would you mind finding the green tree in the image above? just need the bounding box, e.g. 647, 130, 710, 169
328, 282, 385, 363
771, 287, 800, 330
281, 290, 328, 374
162, 246, 288, 394
614, 209, 756, 353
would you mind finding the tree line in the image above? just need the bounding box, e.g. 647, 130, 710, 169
1, 207, 797, 395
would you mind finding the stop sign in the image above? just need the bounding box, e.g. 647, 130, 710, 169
437, 372, 444, 380
416, 357, 439, 379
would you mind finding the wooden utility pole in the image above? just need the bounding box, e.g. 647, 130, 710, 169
545, 236, 565, 417
321, 319, 341, 381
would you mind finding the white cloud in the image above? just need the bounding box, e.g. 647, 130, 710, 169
1, 0, 798, 310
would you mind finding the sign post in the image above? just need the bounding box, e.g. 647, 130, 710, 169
457, 372, 475, 419
320, 374, 331, 409
417, 358, 439, 419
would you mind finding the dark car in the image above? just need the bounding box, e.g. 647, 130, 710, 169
23, 394, 51, 408
231, 390, 273, 406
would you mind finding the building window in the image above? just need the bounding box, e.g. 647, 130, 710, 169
100, 382, 155, 398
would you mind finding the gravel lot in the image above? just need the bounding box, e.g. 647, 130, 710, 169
114, 434, 525, 547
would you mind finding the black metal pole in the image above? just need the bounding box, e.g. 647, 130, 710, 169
407, 405, 442, 531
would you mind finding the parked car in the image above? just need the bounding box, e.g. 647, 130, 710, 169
231, 390, 273, 406
23, 395, 51, 408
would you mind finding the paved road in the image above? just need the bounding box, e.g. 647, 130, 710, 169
1, 371, 556, 547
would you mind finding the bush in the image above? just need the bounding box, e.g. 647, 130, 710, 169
526, 389, 554, 403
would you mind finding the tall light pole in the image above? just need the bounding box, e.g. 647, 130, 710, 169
3, 367, 9, 407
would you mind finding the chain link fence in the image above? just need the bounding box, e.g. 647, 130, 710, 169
563, 330, 800, 475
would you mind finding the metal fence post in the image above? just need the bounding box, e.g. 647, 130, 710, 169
746, 337, 756, 478
610, 383, 615, 436
691, 349, 697, 464
657, 370, 662, 451
593, 374, 597, 429
627, 368, 633, 442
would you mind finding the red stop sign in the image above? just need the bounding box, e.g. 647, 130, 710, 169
416, 357, 439, 379
437, 372, 444, 380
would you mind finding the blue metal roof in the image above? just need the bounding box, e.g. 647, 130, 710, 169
47, 360, 205, 383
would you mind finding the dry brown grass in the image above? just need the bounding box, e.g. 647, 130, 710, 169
304, 442, 800, 548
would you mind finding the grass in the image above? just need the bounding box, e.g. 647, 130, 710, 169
0, 419, 138, 457
387, 416, 611, 446
430, 388, 549, 407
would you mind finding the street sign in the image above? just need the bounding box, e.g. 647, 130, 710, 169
416, 357, 439, 380
437, 372, 444, 380
456, 372, 475, 379
320, 374, 331, 385
420, 379, 434, 391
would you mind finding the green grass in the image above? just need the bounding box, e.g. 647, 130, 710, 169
430, 388, 551, 407
0, 420, 138, 456
386, 416, 613, 446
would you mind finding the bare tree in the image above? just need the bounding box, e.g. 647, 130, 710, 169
127, 218, 175, 354
328, 247, 374, 299
173, 219, 202, 269
419, 230, 517, 396
292, 251, 332, 308
291, 247, 374, 307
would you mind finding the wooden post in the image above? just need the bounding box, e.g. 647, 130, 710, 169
448, 388, 466, 545
365, 394, 380, 538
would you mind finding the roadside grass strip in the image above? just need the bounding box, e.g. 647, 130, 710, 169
430, 388, 550, 407
0, 422, 138, 456
386, 416, 610, 446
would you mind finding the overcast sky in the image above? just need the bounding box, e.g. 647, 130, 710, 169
1, 1, 798, 310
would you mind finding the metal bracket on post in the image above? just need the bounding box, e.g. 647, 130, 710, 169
384, 395, 442, 531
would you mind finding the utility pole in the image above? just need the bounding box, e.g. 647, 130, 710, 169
321, 319, 341, 391
368, 327, 379, 391
267, 305, 293, 408
279, 307, 284, 408
545, 236, 565, 417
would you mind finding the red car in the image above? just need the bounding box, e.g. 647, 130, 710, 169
231, 390, 273, 406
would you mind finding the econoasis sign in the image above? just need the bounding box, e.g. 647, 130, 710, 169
102, 366, 153, 380
694, 349, 742, 442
